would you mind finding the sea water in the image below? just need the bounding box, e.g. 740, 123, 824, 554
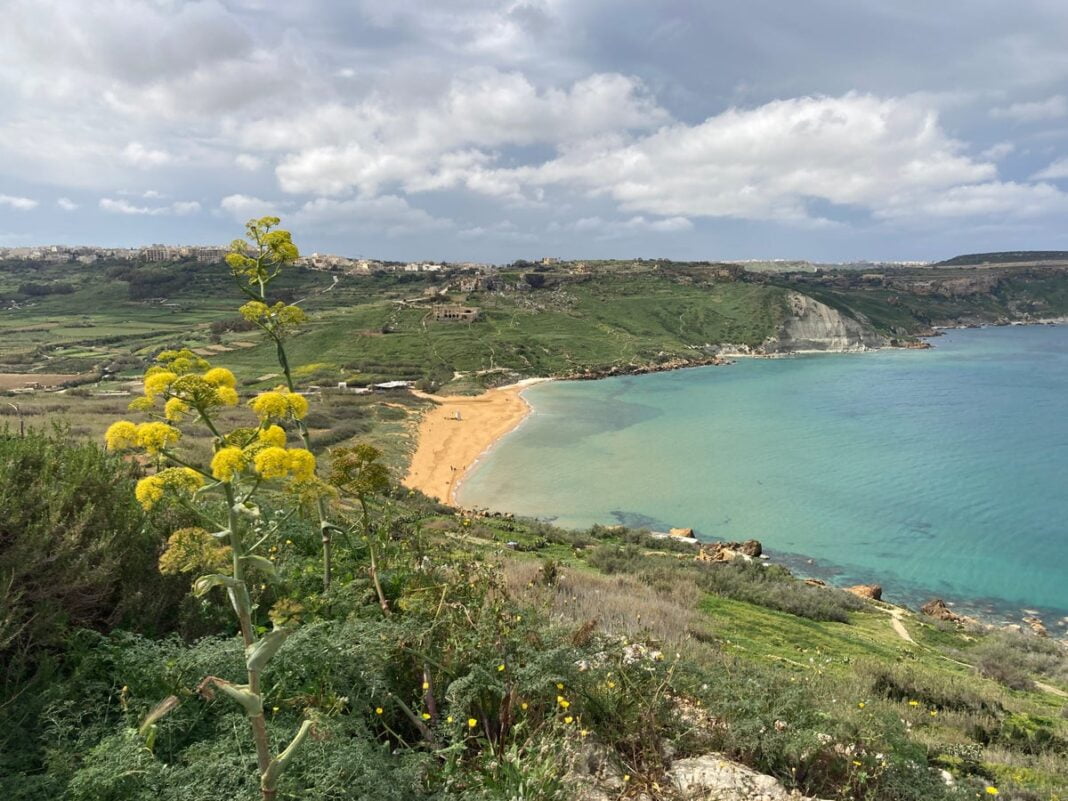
458, 325, 1068, 625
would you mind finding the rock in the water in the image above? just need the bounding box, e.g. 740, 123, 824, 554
1023, 616, 1049, 637
670, 527, 695, 538
738, 539, 763, 557
803, 578, 827, 587
846, 584, 882, 601
669, 754, 819, 800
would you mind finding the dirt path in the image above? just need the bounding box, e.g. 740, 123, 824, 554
889, 608, 916, 645
1035, 681, 1068, 698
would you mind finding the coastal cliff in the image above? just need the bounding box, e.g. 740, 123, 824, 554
764, 291, 888, 353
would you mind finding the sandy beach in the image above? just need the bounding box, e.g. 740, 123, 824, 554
404, 378, 549, 504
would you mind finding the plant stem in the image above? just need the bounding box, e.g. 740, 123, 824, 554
224, 482, 273, 790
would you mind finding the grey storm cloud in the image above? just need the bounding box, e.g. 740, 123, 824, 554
2, 0, 1068, 260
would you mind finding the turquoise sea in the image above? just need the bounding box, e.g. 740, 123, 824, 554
459, 325, 1068, 626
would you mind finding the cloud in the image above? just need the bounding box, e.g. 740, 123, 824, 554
271, 69, 668, 196
1032, 157, 1068, 180
552, 215, 693, 239
99, 197, 200, 215
981, 142, 1015, 160
877, 181, 1068, 220
990, 95, 1068, 122
0, 194, 38, 210
219, 194, 286, 220
478, 93, 1006, 224
291, 195, 451, 235
235, 154, 264, 171
122, 142, 173, 168
56, 197, 78, 210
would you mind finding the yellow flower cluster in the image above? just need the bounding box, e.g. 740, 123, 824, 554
258, 424, 287, 448
211, 446, 247, 482
253, 446, 316, 482
203, 367, 236, 388
239, 300, 307, 330
158, 527, 231, 575
143, 370, 178, 400
105, 420, 182, 455
134, 467, 204, 510
249, 389, 309, 422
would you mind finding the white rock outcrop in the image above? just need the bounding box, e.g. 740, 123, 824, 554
669, 754, 824, 801
765, 291, 887, 353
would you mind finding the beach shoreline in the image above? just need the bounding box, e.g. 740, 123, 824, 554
403, 378, 550, 504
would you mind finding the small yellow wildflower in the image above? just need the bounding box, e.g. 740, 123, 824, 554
930, 710, 937, 717
985, 788, 999, 796
623, 775, 630, 783
104, 420, 138, 451
422, 681, 430, 691
564, 715, 573, 724
135, 422, 181, 454
556, 683, 564, 690
211, 446, 246, 482
908, 700, 919, 707
421, 712, 431, 720
520, 702, 528, 710
203, 367, 237, 388
215, 386, 239, 407
852, 760, 862, 767
446, 716, 454, 723
497, 663, 506, 672
286, 448, 316, 481
557, 696, 570, 709
606, 681, 616, 689
580, 729, 589, 737
258, 424, 287, 448
163, 397, 189, 422
467, 718, 478, 729
272, 706, 279, 713
143, 370, 177, 399
375, 707, 383, 715
857, 702, 865, 709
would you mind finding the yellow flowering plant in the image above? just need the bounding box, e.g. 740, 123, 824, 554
102, 219, 329, 801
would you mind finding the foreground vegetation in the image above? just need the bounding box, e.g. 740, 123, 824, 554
2, 228, 1067, 799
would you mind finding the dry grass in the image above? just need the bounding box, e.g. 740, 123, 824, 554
501, 559, 714, 650
0, 373, 81, 389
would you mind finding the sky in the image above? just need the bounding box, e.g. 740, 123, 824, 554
3, 1, 1068, 262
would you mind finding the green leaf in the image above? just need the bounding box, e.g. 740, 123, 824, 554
261, 720, 313, 791
246, 627, 289, 673
240, 554, 277, 578
192, 573, 241, 597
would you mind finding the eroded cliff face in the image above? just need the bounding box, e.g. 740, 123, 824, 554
763, 291, 888, 353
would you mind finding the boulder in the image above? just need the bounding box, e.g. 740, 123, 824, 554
738, 539, 763, 557
845, 584, 882, 601
803, 578, 827, 587
920, 598, 960, 622
670, 527, 695, 538
1023, 616, 1049, 638
669, 754, 820, 800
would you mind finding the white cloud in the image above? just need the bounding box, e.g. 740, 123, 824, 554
878, 181, 1068, 220
292, 195, 451, 236
219, 194, 285, 220
990, 95, 1068, 122
99, 197, 200, 215
271, 70, 668, 196
0, 194, 38, 210
1032, 157, 1068, 180
981, 142, 1015, 160
56, 197, 78, 210
553, 215, 693, 238
122, 142, 173, 168
235, 154, 264, 171
485, 94, 1003, 224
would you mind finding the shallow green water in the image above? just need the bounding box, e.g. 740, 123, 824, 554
459, 325, 1068, 626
